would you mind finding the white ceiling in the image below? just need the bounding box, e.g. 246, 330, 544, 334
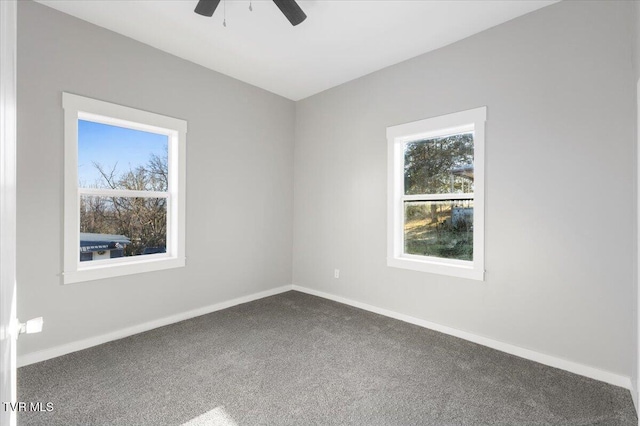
36, 0, 557, 101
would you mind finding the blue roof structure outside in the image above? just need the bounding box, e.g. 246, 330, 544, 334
80, 232, 131, 253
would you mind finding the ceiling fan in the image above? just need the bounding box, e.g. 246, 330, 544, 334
194, 0, 307, 26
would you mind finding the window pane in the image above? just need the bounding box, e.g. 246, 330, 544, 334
404, 132, 474, 195
78, 120, 168, 191
80, 196, 167, 261
404, 199, 473, 261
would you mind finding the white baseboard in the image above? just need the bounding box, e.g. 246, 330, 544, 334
632, 380, 638, 413
19, 283, 633, 392
17, 285, 293, 367
292, 285, 632, 390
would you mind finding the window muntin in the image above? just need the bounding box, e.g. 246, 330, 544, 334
63, 93, 186, 284
387, 107, 485, 280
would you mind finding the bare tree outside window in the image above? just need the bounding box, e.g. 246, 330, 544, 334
78, 120, 169, 259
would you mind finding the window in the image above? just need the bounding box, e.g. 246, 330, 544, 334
63, 93, 186, 284
387, 107, 486, 280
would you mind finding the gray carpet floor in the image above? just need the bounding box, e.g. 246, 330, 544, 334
18, 291, 637, 425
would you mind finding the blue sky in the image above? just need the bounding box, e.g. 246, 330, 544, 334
78, 120, 168, 187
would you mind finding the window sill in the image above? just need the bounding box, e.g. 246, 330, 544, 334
387, 256, 484, 281
63, 256, 186, 284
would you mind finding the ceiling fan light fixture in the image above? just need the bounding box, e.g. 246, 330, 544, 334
194, 0, 306, 26
194, 0, 221, 17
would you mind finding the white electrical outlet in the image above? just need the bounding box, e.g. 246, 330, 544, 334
334, 269, 340, 278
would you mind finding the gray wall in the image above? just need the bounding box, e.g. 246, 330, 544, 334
635, 0, 640, 81
293, 0, 636, 376
17, 0, 638, 380
17, 1, 295, 356
633, 0, 640, 399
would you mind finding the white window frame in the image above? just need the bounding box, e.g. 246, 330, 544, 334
62, 93, 187, 284
387, 107, 486, 281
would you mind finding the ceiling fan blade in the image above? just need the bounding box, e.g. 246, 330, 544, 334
194, 0, 221, 17
272, 0, 307, 26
